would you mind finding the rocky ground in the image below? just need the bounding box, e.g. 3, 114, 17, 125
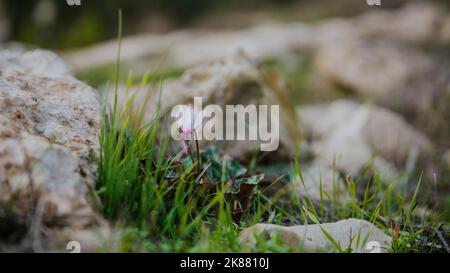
0, 2, 449, 252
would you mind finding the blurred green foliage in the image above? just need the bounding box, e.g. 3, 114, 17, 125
76, 65, 184, 89
2, 0, 296, 49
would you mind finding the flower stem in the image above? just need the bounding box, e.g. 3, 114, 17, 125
195, 138, 201, 177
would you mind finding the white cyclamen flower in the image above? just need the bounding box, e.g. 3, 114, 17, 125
173, 105, 204, 140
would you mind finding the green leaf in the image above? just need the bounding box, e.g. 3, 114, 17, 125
227, 174, 265, 194
178, 146, 263, 193
200, 146, 247, 183
320, 227, 343, 252
164, 169, 178, 179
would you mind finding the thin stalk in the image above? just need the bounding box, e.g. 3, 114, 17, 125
112, 8, 123, 119
195, 138, 201, 177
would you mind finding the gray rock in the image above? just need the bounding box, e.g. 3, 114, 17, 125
63, 24, 315, 72
353, 2, 445, 44
0, 49, 107, 251
443, 150, 450, 171
63, 2, 450, 74
314, 39, 447, 114
312, 2, 450, 119
440, 16, 450, 44
299, 100, 432, 176
239, 218, 391, 253
286, 161, 344, 201
314, 2, 448, 46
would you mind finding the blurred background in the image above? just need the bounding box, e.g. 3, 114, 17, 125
1, 0, 442, 49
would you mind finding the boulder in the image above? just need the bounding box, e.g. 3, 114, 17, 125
286, 161, 344, 201
312, 2, 450, 122
239, 218, 391, 253
314, 39, 447, 115
299, 100, 432, 176
440, 16, 450, 44
63, 23, 315, 72
443, 149, 450, 171
315, 2, 449, 46
354, 2, 445, 44
63, 2, 450, 74
0, 50, 107, 251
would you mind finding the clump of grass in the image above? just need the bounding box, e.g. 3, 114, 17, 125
97, 96, 447, 252
95, 10, 274, 251
97, 67, 286, 250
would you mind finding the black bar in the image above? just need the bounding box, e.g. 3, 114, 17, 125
0, 253, 446, 272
